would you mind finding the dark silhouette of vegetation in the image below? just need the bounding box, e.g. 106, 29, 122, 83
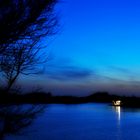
0, 0, 58, 54
0, 89, 52, 104
50, 92, 121, 104
49, 92, 140, 108
0, 0, 58, 92
0, 90, 140, 108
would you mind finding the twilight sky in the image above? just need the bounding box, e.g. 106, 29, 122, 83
21, 0, 140, 96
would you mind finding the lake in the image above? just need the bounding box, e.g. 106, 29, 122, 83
3, 103, 140, 140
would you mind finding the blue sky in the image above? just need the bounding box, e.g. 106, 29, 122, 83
21, 0, 140, 96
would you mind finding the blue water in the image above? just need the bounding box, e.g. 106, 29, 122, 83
5, 103, 140, 140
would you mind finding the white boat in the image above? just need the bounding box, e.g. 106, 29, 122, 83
112, 100, 121, 106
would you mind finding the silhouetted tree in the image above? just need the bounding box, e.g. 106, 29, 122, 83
0, 41, 47, 91
0, 0, 59, 92
0, 0, 58, 53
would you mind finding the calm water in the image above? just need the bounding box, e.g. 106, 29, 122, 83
3, 103, 140, 140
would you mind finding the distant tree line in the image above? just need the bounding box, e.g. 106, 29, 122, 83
0, 0, 58, 93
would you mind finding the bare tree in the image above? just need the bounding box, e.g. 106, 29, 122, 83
0, 40, 48, 92
0, 0, 59, 92
0, 0, 58, 53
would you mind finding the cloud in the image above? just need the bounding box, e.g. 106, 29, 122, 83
107, 66, 138, 76
46, 65, 93, 81
108, 66, 131, 73
38, 57, 96, 81
21, 61, 140, 96
35, 57, 140, 96
104, 65, 140, 81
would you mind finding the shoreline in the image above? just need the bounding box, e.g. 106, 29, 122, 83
0, 92, 140, 108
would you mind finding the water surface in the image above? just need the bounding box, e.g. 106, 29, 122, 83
4, 103, 140, 140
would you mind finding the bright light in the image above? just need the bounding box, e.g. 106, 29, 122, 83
113, 100, 121, 106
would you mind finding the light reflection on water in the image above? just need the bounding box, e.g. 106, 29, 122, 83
114, 106, 121, 121
113, 106, 122, 140
4, 103, 140, 140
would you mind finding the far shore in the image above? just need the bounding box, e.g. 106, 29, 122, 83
0, 91, 140, 108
